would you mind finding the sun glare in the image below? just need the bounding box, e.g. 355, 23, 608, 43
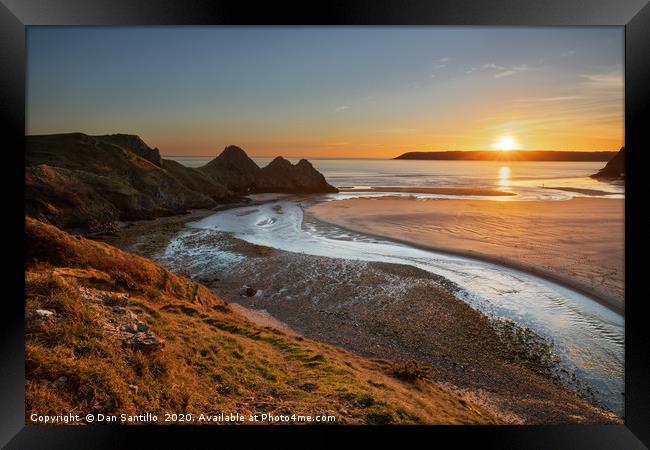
493, 136, 518, 151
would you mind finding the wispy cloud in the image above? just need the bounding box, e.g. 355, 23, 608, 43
495, 64, 529, 78
580, 70, 623, 90
515, 95, 585, 103
335, 105, 350, 112
430, 57, 451, 78
467, 62, 529, 78
433, 57, 450, 69
480, 71, 624, 144
466, 63, 503, 74
482, 63, 504, 70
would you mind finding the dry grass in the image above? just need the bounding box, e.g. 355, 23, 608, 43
25, 216, 498, 425
390, 360, 432, 383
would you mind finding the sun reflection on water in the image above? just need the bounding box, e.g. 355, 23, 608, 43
498, 166, 511, 187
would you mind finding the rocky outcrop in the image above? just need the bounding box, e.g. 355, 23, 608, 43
198, 146, 337, 194
199, 145, 261, 193
26, 309, 56, 323
26, 133, 336, 230
253, 157, 338, 194
78, 286, 165, 352
591, 147, 625, 179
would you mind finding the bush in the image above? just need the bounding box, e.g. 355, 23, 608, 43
390, 360, 431, 382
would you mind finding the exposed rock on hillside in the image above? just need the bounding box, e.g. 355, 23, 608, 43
591, 147, 625, 179
253, 157, 338, 194
199, 145, 261, 193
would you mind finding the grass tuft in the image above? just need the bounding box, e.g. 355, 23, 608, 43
390, 360, 432, 383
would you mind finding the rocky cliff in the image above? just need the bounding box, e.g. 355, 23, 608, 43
591, 147, 625, 179
198, 145, 261, 193
198, 148, 338, 194
253, 157, 338, 194
25, 133, 337, 230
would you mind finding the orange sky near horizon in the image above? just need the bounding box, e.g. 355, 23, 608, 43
27, 27, 624, 159
151, 117, 623, 158
149, 76, 624, 158
153, 132, 624, 159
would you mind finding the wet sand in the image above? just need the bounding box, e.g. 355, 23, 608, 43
544, 186, 620, 196
340, 187, 515, 196
308, 197, 624, 310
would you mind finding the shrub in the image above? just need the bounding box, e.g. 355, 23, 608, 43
390, 360, 431, 382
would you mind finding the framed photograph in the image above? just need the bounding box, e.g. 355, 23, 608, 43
3, 0, 649, 447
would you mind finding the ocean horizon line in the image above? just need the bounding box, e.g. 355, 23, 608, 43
163, 149, 619, 160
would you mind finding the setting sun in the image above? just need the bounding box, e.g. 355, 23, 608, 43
493, 136, 518, 151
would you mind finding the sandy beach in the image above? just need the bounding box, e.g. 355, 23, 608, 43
308, 197, 624, 310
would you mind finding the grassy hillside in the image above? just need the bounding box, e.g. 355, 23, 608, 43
26, 133, 224, 229
25, 217, 498, 425
162, 159, 233, 201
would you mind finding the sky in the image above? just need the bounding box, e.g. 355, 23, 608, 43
26, 27, 624, 158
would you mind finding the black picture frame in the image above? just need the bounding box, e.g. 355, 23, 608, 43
2, 0, 649, 448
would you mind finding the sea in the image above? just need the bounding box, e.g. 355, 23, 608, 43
166, 157, 624, 201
